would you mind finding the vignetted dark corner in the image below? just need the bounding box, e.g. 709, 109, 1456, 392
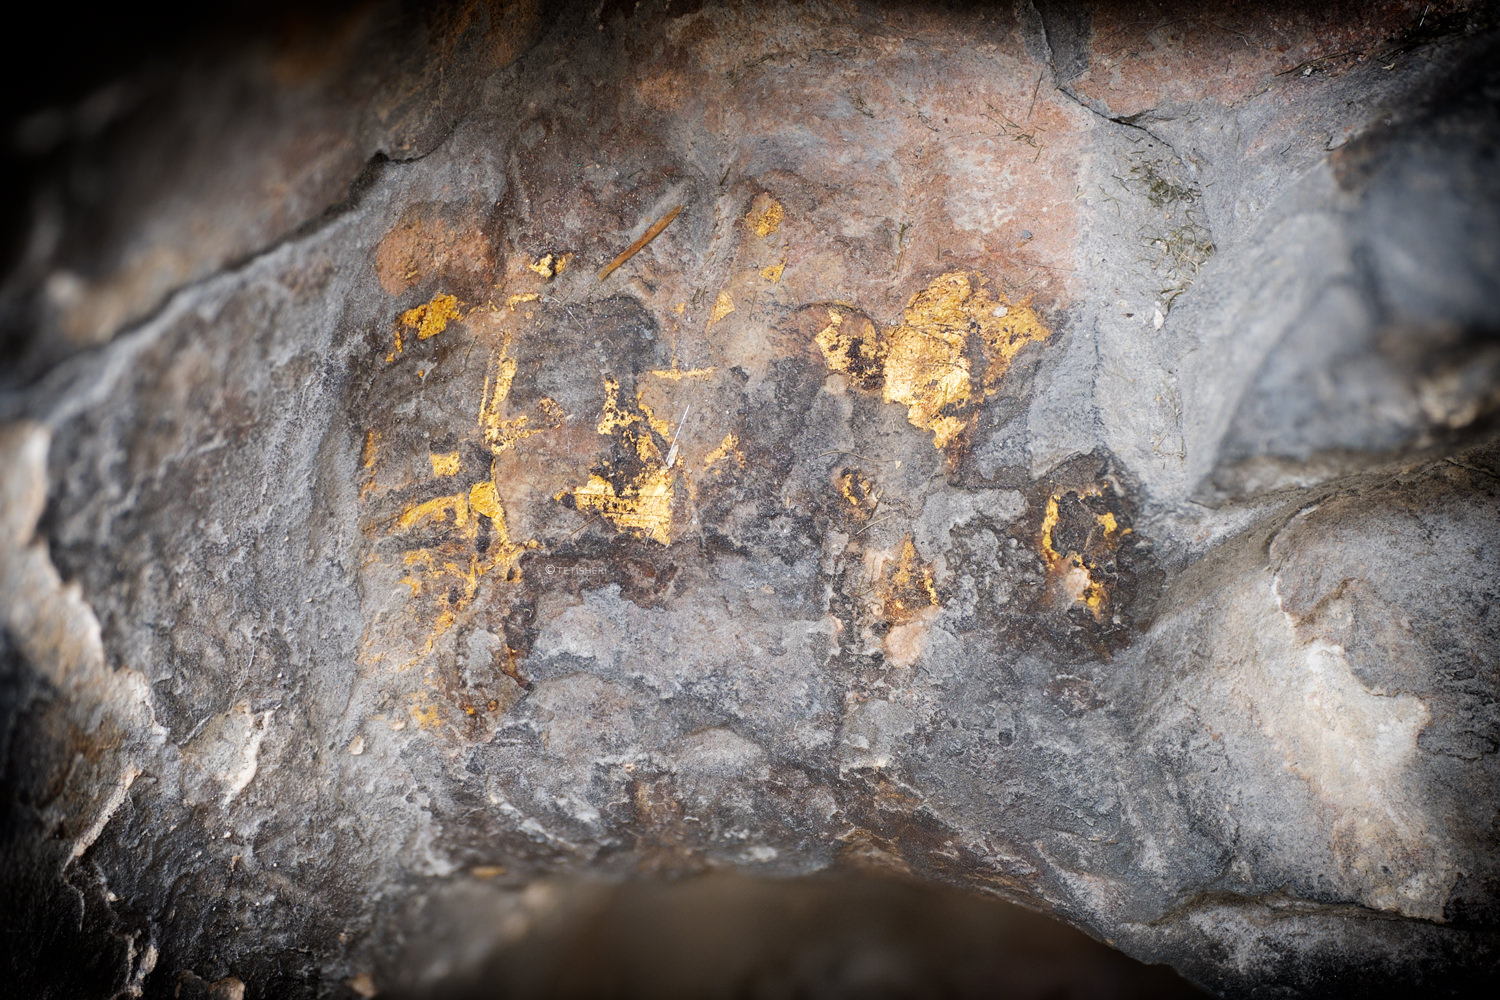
2, 1, 1497, 997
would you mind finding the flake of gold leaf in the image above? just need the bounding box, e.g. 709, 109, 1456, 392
812, 272, 1051, 450
837, 470, 877, 520
429, 451, 461, 477
745, 194, 785, 238
814, 308, 887, 392
560, 377, 677, 544
708, 290, 736, 329
879, 537, 939, 625
703, 433, 745, 470
648, 365, 718, 382
402, 293, 463, 341
1039, 487, 1130, 620
477, 348, 561, 457
527, 253, 570, 279
566, 467, 674, 545
389, 478, 528, 662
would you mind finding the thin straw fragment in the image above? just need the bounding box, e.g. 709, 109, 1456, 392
597, 205, 683, 282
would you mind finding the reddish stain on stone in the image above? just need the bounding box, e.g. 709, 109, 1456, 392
1070, 1, 1468, 117
374, 206, 495, 297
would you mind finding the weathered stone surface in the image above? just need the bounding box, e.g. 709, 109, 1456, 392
3, 2, 1498, 996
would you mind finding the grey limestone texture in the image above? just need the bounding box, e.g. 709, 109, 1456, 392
1, 1, 1498, 996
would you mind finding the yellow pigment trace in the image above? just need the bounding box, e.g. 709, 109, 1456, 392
814, 308, 886, 392
478, 350, 519, 450
429, 451, 462, 477
596, 377, 670, 449
560, 377, 677, 544
568, 468, 674, 545
648, 365, 718, 382
879, 537, 939, 625
405, 293, 462, 340
378, 344, 543, 664
708, 290, 736, 329
745, 194, 785, 238
703, 433, 745, 470
815, 272, 1051, 449
1039, 487, 1129, 619
388, 293, 464, 361
408, 696, 443, 731
838, 470, 877, 520
393, 479, 530, 651
361, 431, 382, 499
476, 348, 563, 458
527, 253, 571, 279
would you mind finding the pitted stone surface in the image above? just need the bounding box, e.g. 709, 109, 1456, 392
3, 2, 1498, 997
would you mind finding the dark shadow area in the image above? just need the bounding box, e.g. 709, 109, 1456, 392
380, 870, 1209, 1000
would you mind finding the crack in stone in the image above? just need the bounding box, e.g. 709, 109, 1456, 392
0, 152, 398, 412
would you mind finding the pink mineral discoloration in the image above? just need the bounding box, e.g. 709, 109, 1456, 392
6, 2, 1498, 995
1069, 0, 1472, 117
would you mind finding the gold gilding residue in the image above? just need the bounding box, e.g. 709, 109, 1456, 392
404, 293, 462, 340
703, 433, 745, 470
467, 480, 505, 522
479, 351, 519, 449
745, 194, 785, 238
569, 467, 674, 545
393, 477, 529, 653
814, 272, 1051, 450
390, 379, 537, 653
359, 324, 555, 689
387, 293, 464, 362
361, 431, 381, 499
596, 376, 670, 446
397, 493, 468, 532
878, 538, 939, 625
648, 365, 717, 382
761, 262, 786, 283
708, 290, 736, 329
527, 253, 570, 279
559, 377, 675, 544
408, 695, 442, 731
815, 308, 887, 393
883, 280, 978, 448
478, 347, 563, 457
1040, 487, 1130, 620
837, 470, 878, 521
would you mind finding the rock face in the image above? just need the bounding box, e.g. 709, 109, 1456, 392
2, 1, 1498, 996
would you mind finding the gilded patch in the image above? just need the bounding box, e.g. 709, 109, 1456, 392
814, 272, 1051, 449
878, 537, 939, 626
567, 468, 675, 546
708, 290, 736, 329
745, 193, 785, 238
559, 377, 676, 545
1040, 487, 1130, 620
388, 293, 464, 361
429, 451, 462, 477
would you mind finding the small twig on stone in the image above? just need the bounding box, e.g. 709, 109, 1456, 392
597, 204, 683, 282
